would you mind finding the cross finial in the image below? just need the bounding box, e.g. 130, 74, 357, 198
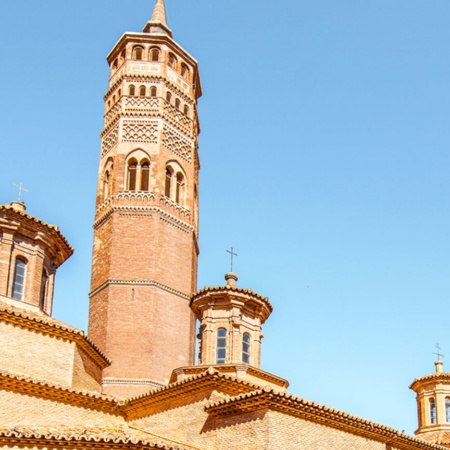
226, 247, 238, 272
433, 343, 445, 361
12, 181, 28, 202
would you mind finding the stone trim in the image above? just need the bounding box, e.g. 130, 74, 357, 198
89, 279, 190, 300
0, 304, 110, 368
103, 377, 164, 388
205, 388, 446, 450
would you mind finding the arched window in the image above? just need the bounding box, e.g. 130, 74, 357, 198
446, 397, 450, 422
166, 92, 172, 103
133, 46, 144, 61
242, 333, 251, 364
112, 59, 118, 70
113, 95, 116, 103
129, 85, 136, 96
181, 63, 189, 79
150, 47, 160, 62
39, 270, 48, 309
12, 258, 26, 301
118, 89, 122, 98
430, 397, 437, 424
107, 100, 111, 109
176, 172, 184, 204
121, 49, 126, 61
183, 105, 189, 116
103, 170, 111, 198
150, 86, 157, 97
139, 85, 146, 97
168, 53, 177, 69
127, 159, 138, 191
165, 167, 173, 198
216, 328, 227, 364
175, 98, 181, 110
141, 162, 150, 191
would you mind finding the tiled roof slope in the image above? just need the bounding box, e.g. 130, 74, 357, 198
0, 300, 110, 367
206, 388, 447, 450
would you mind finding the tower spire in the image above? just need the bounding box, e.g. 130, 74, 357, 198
143, 0, 172, 36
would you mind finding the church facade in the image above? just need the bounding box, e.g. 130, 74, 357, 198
0, 1, 449, 449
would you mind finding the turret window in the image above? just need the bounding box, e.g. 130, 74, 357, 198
165, 167, 173, 198
166, 92, 172, 103
150, 47, 160, 62
446, 398, 450, 422
139, 85, 146, 97
150, 86, 157, 97
133, 46, 144, 61
430, 397, 436, 424
12, 258, 26, 301
175, 98, 181, 110
176, 172, 185, 203
242, 333, 251, 364
40, 270, 48, 309
129, 85, 136, 96
216, 328, 227, 364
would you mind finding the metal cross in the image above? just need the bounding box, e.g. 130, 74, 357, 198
12, 181, 28, 202
433, 343, 445, 361
226, 247, 238, 272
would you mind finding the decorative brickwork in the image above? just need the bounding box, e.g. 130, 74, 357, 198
101, 123, 119, 157
122, 120, 158, 143
162, 124, 192, 163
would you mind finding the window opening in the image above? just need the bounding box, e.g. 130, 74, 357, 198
165, 167, 173, 198
139, 85, 146, 97
141, 162, 150, 191
129, 85, 135, 96
12, 259, 26, 301
176, 172, 184, 204
216, 328, 227, 364
150, 86, 157, 97
39, 270, 48, 309
242, 333, 251, 364
128, 160, 137, 191
430, 398, 437, 424
150, 48, 160, 62
133, 46, 143, 61
175, 98, 181, 110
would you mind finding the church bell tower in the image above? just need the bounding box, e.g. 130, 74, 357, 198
88, 0, 202, 397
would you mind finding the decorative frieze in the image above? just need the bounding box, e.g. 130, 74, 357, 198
101, 123, 119, 157
162, 124, 192, 163
122, 120, 158, 144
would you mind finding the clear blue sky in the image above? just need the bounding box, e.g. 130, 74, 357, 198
1, 0, 450, 435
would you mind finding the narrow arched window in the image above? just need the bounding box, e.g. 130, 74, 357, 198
242, 333, 251, 364
103, 170, 111, 198
129, 85, 135, 96
133, 46, 144, 61
118, 89, 122, 98
128, 159, 138, 191
141, 162, 150, 191
113, 95, 116, 103
175, 98, 181, 110
113, 59, 118, 69
165, 167, 173, 198
150, 86, 157, 97
168, 53, 177, 69
446, 397, 450, 422
12, 258, 26, 301
166, 92, 172, 103
121, 49, 126, 62
183, 105, 189, 116
39, 270, 48, 309
150, 47, 160, 62
176, 172, 184, 204
430, 397, 436, 424
107, 100, 111, 109
216, 328, 227, 364
181, 63, 189, 79
139, 85, 146, 97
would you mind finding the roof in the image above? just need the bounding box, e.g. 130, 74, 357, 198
0, 426, 193, 450
206, 388, 447, 450
410, 372, 450, 390
0, 204, 73, 266
191, 284, 273, 312
0, 300, 110, 368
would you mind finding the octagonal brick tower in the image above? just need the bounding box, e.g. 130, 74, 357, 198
88, 0, 202, 397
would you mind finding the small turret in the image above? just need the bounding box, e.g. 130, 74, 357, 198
410, 360, 450, 446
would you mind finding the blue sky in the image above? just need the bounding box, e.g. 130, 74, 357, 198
1, 0, 450, 434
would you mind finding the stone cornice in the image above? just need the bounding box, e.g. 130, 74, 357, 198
410, 373, 450, 391
205, 388, 446, 450
0, 370, 121, 415
0, 304, 110, 368
89, 278, 190, 300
